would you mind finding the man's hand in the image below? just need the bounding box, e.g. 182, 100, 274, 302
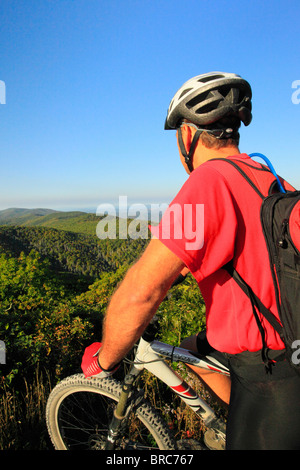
81, 342, 119, 378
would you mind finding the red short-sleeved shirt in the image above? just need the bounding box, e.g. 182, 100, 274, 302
150, 154, 293, 354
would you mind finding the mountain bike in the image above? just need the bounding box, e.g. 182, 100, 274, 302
46, 317, 229, 451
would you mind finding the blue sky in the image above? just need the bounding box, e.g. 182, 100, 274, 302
0, 0, 299, 211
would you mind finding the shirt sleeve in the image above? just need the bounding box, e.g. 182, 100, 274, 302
150, 164, 238, 282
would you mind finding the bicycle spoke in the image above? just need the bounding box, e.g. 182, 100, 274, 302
47, 375, 176, 450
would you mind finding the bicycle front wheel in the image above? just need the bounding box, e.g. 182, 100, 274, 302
46, 374, 176, 450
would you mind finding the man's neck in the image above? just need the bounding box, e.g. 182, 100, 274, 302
193, 145, 240, 168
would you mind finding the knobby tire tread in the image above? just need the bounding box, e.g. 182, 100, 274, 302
46, 373, 176, 450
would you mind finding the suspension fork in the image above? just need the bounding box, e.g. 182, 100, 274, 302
104, 324, 158, 450
105, 364, 143, 450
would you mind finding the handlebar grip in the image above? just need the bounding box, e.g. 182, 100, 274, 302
142, 316, 159, 342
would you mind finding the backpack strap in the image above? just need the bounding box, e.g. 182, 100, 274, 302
224, 261, 284, 370
223, 261, 284, 338
208, 157, 286, 368
210, 157, 266, 199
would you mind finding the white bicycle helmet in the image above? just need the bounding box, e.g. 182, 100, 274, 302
164, 72, 252, 130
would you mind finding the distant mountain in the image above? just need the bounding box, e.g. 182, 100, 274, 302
0, 208, 102, 237
0, 207, 151, 239
0, 208, 58, 224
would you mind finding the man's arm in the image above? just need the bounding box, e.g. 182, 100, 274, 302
98, 238, 185, 370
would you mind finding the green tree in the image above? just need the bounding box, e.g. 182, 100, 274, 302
0, 251, 93, 386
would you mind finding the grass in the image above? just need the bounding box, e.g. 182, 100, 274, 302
0, 362, 227, 450
0, 369, 53, 450
0, 276, 224, 449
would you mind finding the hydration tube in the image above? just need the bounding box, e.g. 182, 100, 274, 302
249, 152, 286, 194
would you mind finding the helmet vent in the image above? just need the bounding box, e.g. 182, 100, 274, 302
179, 88, 193, 99
187, 90, 222, 111
198, 74, 224, 83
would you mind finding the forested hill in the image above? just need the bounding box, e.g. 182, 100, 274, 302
0, 208, 205, 450
0, 207, 106, 237
0, 208, 149, 279
0, 207, 58, 223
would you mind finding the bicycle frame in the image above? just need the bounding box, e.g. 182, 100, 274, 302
105, 327, 229, 449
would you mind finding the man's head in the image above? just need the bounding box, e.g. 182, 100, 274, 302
164, 72, 252, 172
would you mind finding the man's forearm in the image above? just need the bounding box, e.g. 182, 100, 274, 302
98, 265, 171, 370
97, 239, 185, 370
98, 297, 157, 370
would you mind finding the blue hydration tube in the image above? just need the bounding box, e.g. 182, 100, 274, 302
249, 152, 286, 194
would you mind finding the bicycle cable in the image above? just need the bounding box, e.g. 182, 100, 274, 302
123, 356, 168, 366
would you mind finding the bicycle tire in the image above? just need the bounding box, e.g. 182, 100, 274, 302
46, 373, 176, 450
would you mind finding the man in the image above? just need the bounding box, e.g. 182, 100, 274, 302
82, 72, 300, 449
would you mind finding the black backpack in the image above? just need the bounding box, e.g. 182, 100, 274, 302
217, 154, 300, 373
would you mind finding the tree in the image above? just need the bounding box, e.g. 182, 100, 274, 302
0, 251, 93, 386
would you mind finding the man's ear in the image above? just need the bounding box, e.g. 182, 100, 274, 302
176, 123, 194, 156
176, 123, 198, 174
